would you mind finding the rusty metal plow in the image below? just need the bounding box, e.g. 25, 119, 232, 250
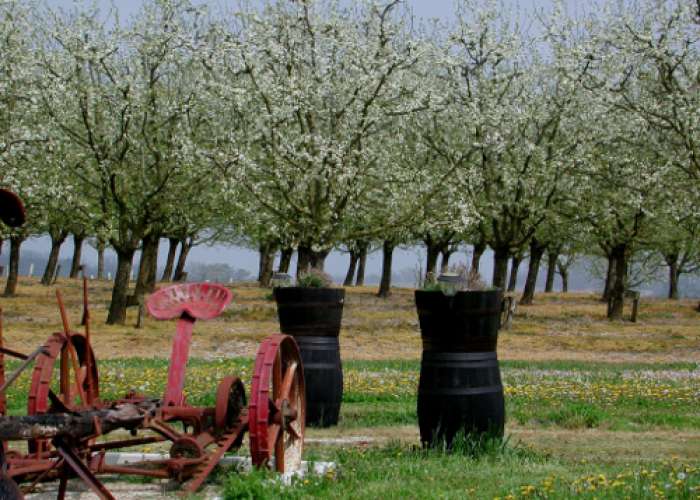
0, 282, 306, 499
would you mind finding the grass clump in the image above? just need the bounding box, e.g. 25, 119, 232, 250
296, 268, 334, 288
223, 467, 334, 500
421, 265, 487, 293
223, 468, 279, 499
542, 402, 607, 429
426, 432, 517, 459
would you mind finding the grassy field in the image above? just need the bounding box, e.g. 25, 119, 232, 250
0, 278, 699, 498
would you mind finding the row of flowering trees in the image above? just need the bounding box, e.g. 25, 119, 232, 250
0, 0, 698, 322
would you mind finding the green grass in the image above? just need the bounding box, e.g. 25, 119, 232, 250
336, 400, 415, 428
3, 357, 697, 431
2, 355, 698, 497
337, 398, 700, 432
222, 441, 700, 499
341, 359, 700, 431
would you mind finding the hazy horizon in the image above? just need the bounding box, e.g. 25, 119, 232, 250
7, 236, 700, 299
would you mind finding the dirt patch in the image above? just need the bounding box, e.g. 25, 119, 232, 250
26, 481, 222, 499
1, 280, 698, 362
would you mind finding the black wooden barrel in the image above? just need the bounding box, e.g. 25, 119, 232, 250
294, 336, 343, 427
415, 289, 505, 447
273, 287, 344, 427
273, 287, 344, 337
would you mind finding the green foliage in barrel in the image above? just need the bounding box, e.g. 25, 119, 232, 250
421, 265, 488, 295
296, 269, 334, 289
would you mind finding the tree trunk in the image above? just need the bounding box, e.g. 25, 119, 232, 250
3, 236, 24, 297
134, 234, 159, 297
558, 261, 569, 293
439, 249, 453, 274
344, 250, 359, 286
258, 242, 275, 287
257, 243, 268, 281
96, 238, 106, 280
520, 240, 546, 305
424, 236, 440, 280
173, 238, 192, 282
309, 249, 329, 270
296, 246, 311, 279
668, 259, 680, 300
377, 240, 395, 298
278, 247, 293, 274
608, 244, 628, 320
507, 255, 522, 292
106, 248, 136, 325
69, 233, 85, 279
161, 237, 179, 282
41, 230, 68, 286
544, 251, 558, 293
471, 241, 486, 273
491, 247, 509, 290
355, 242, 368, 286
601, 253, 615, 302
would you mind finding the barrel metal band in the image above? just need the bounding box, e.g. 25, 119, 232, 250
416, 307, 502, 315
421, 360, 499, 369
294, 336, 340, 350
302, 363, 341, 369
418, 384, 503, 396
421, 351, 497, 362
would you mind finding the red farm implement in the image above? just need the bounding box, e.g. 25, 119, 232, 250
0, 281, 306, 499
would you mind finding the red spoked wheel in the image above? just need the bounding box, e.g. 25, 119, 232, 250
27, 332, 99, 455
28, 332, 99, 415
249, 335, 305, 473
214, 376, 247, 451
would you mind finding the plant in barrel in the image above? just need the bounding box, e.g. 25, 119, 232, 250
273, 269, 345, 427
415, 266, 505, 448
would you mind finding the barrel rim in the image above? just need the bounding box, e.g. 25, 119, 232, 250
414, 289, 503, 299
273, 286, 346, 295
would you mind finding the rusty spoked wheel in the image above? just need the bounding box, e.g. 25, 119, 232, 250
249, 334, 305, 473
214, 375, 246, 451
215, 376, 246, 430
28, 332, 99, 414
27, 332, 98, 454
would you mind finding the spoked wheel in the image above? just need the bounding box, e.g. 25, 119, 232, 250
28, 332, 99, 414
27, 332, 99, 454
249, 335, 305, 473
214, 376, 247, 450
